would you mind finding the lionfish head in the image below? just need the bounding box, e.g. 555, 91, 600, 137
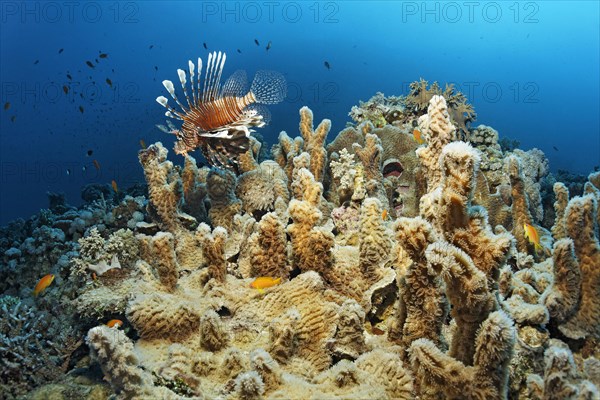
156, 51, 286, 171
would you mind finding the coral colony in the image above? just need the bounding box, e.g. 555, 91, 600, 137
1, 61, 599, 399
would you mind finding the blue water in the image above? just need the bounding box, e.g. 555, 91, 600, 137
1, 1, 598, 224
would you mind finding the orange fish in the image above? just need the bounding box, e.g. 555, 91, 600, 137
91, 272, 97, 281
523, 223, 543, 253
111, 180, 118, 194
250, 277, 282, 293
382, 209, 388, 220
34, 274, 55, 296
413, 129, 425, 145
106, 319, 123, 328
93, 159, 101, 170
139, 139, 146, 149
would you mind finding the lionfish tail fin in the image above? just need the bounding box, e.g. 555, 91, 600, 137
250, 70, 287, 104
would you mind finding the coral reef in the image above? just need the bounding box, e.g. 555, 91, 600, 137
2, 79, 600, 400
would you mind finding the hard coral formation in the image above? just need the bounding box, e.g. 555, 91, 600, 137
5, 79, 600, 400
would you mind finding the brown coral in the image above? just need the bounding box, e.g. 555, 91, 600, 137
558, 194, 600, 339
299, 106, 331, 183
410, 309, 515, 400
126, 292, 200, 341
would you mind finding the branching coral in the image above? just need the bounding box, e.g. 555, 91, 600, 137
0, 300, 64, 398
236, 160, 289, 216
416, 95, 456, 193
410, 309, 515, 400
425, 242, 498, 365
287, 168, 335, 275
406, 79, 476, 137
526, 341, 599, 399
138, 142, 186, 232
389, 217, 447, 356
247, 212, 290, 279
353, 133, 390, 210
198, 224, 228, 283
299, 106, 331, 183
207, 168, 242, 231
87, 325, 179, 399
556, 194, 600, 339
358, 198, 391, 281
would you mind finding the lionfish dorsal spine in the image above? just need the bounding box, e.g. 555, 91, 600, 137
162, 79, 188, 115
196, 57, 202, 106
187, 60, 196, 108
211, 52, 224, 101
177, 69, 193, 109
203, 51, 226, 103
202, 52, 213, 104
156, 95, 183, 120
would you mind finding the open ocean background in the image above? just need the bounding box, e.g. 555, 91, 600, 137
1, 1, 598, 225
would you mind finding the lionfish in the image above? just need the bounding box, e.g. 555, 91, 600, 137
156, 51, 286, 170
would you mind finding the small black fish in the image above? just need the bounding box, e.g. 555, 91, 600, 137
79, 106, 84, 113
99, 53, 108, 58
58, 48, 64, 54
154, 66, 158, 71
10, 115, 16, 122
63, 85, 69, 94
254, 39, 259, 46
95, 58, 99, 63
87, 149, 93, 156
324, 61, 331, 70
237, 49, 242, 54
66, 74, 72, 80
3, 102, 9, 110
149, 45, 154, 49
34, 60, 39, 65
203, 42, 207, 49
106, 78, 113, 88
266, 41, 272, 51
86, 61, 94, 68
553, 146, 559, 151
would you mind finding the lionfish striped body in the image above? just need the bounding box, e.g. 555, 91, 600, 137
156, 51, 286, 170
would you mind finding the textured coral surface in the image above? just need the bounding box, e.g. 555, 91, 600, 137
1, 85, 599, 400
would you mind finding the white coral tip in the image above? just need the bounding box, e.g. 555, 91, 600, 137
188, 60, 195, 75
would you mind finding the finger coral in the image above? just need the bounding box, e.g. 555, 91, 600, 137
299, 106, 331, 183
410, 309, 515, 400
86, 325, 174, 399
557, 194, 600, 339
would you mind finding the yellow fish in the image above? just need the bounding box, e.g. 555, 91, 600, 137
106, 319, 123, 328
111, 179, 119, 194
34, 274, 55, 296
250, 277, 282, 293
523, 223, 543, 254
139, 139, 146, 149
382, 209, 388, 220
413, 128, 425, 145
